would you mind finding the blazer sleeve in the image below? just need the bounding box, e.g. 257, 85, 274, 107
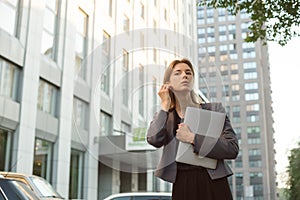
193, 103, 239, 160
146, 110, 169, 148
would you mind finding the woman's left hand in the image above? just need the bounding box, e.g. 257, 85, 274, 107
176, 123, 195, 144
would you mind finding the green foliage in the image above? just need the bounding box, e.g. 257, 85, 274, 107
197, 0, 300, 46
286, 141, 300, 200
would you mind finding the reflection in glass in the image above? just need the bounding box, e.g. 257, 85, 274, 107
0, 58, 20, 100
0, 0, 18, 35
37, 79, 58, 116
33, 138, 53, 180
41, 0, 58, 59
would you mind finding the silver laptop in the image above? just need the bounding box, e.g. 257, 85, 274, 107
175, 107, 226, 169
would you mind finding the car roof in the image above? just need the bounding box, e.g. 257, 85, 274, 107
105, 192, 172, 199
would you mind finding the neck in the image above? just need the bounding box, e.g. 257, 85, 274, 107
174, 91, 197, 118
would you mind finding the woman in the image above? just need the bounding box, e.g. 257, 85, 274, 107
147, 58, 239, 199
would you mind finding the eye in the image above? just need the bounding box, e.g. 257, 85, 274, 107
186, 71, 192, 75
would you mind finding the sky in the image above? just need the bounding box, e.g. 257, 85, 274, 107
268, 37, 300, 188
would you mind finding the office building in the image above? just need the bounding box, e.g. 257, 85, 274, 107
0, 0, 197, 199
196, 5, 277, 200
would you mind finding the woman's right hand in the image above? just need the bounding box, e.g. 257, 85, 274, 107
158, 83, 172, 111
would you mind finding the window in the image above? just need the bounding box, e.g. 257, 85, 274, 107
228, 24, 236, 31
121, 121, 131, 136
231, 84, 239, 91
218, 15, 226, 22
241, 22, 251, 30
246, 104, 259, 111
140, 2, 144, 19
219, 25, 226, 32
235, 173, 244, 198
106, 0, 113, 17
249, 149, 262, 167
231, 74, 239, 81
0, 57, 20, 100
198, 38, 205, 44
164, 8, 167, 21
100, 111, 112, 136
219, 35, 227, 41
73, 97, 88, 130
207, 36, 215, 43
232, 106, 240, 123
101, 31, 111, 95
207, 46, 215, 53
232, 93, 240, 101
139, 65, 144, 116
37, 79, 58, 116
122, 49, 129, 106
247, 126, 260, 139
41, 0, 58, 58
219, 45, 227, 52
207, 26, 214, 34
250, 172, 263, 184
197, 28, 205, 35
123, 14, 129, 32
244, 72, 258, 79
235, 150, 243, 168
0, 129, 12, 171
245, 82, 258, 90
206, 17, 214, 23
0, 0, 19, 35
75, 8, 88, 80
244, 62, 257, 69
242, 42, 255, 49
245, 93, 259, 101
234, 127, 242, 145
243, 51, 256, 59
197, 9, 204, 18
69, 149, 84, 199
33, 138, 53, 180
229, 52, 238, 60
206, 8, 214, 17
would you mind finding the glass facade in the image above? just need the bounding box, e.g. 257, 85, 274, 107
37, 79, 58, 116
41, 0, 58, 58
69, 149, 84, 199
73, 97, 88, 130
0, 57, 20, 100
33, 138, 53, 180
0, 0, 19, 36
75, 7, 88, 80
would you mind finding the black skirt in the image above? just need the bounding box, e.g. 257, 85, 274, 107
172, 163, 233, 200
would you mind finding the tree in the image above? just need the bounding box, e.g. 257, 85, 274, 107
286, 141, 300, 200
197, 0, 300, 46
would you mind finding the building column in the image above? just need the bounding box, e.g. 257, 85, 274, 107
12, 0, 44, 174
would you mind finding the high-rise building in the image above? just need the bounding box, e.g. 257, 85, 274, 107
196, 5, 277, 200
0, 0, 197, 199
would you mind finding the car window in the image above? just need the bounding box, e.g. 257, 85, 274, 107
133, 196, 171, 200
160, 197, 171, 200
112, 197, 131, 200
30, 176, 61, 198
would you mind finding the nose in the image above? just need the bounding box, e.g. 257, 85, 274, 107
183, 73, 188, 79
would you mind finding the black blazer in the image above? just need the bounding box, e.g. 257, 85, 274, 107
147, 103, 239, 183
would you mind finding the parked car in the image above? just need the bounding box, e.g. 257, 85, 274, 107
103, 192, 172, 200
0, 172, 63, 199
0, 177, 40, 200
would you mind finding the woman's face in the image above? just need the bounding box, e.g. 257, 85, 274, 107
169, 63, 194, 92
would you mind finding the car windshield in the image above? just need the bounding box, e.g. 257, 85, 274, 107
29, 176, 62, 198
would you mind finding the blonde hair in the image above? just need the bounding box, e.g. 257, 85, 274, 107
163, 58, 203, 110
